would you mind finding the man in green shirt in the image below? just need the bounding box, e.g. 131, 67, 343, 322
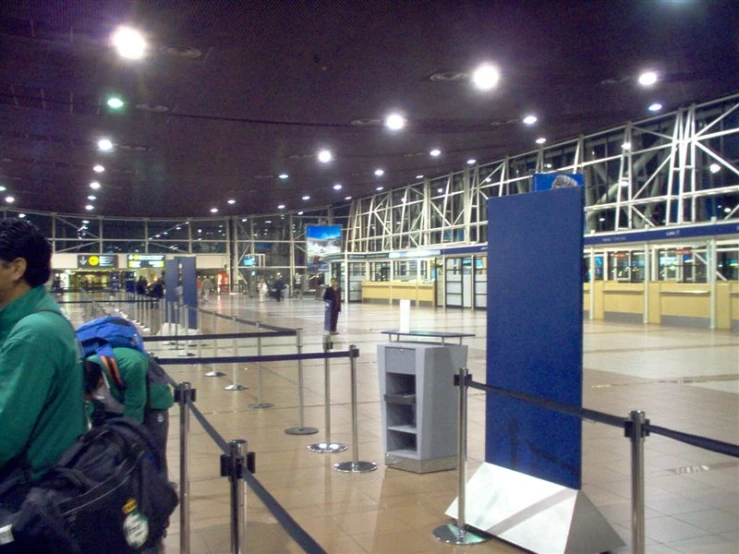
83, 347, 174, 474
0, 219, 86, 485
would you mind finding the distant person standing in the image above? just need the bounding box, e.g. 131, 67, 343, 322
201, 277, 214, 302
273, 275, 285, 302
136, 275, 148, 295
323, 278, 342, 334
0, 219, 86, 486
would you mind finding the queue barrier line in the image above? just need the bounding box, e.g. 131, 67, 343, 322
156, 350, 358, 366
196, 308, 292, 333
143, 330, 295, 342
467, 380, 739, 457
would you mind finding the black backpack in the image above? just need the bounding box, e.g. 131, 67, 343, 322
0, 419, 178, 553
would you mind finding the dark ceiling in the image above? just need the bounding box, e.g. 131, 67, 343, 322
1, 0, 738, 218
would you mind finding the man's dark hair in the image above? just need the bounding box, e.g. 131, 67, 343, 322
0, 218, 52, 287
83, 359, 103, 395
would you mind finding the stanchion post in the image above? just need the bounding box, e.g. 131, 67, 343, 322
205, 309, 225, 377
249, 321, 273, 409
222, 440, 247, 554
433, 367, 489, 545
628, 410, 648, 554
176, 382, 195, 554
309, 334, 347, 453
285, 329, 318, 435
225, 316, 246, 391
334, 346, 376, 473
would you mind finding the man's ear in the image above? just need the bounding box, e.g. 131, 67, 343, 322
9, 257, 27, 281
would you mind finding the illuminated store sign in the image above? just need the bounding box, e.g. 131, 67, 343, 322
77, 255, 118, 268
127, 254, 165, 269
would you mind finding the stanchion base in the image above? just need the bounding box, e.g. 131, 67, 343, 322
284, 426, 319, 435
224, 384, 248, 391
308, 442, 348, 453
433, 523, 490, 545
248, 402, 274, 409
205, 371, 226, 377
333, 461, 377, 473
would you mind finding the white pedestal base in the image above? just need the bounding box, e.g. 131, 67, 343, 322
445, 463, 623, 554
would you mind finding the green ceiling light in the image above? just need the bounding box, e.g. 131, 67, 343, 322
107, 97, 125, 109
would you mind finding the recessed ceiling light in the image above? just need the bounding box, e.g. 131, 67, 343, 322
545, 163, 552, 169
523, 114, 538, 125
437, 187, 443, 193
97, 138, 113, 152
638, 71, 658, 87
648, 103, 663, 112
93, 164, 105, 173
89, 181, 101, 190
724, 207, 731, 214
535, 137, 546, 145
620, 179, 630, 187
430, 149, 441, 157
278, 173, 289, 180
467, 159, 476, 165
622, 142, 632, 150
318, 149, 333, 163
278, 204, 285, 209
210, 207, 218, 213
298, 211, 304, 215
344, 196, 352, 201
227, 199, 236, 205
82, 220, 89, 224
241, 218, 247, 222
302, 195, 310, 201
111, 26, 147, 60
333, 183, 342, 190
107, 97, 124, 109
471, 64, 500, 91
376, 186, 384, 191
85, 204, 94, 211
17, 213, 25, 218
5, 196, 15, 204
599, 217, 606, 222
0, 186, 6, 192
374, 169, 385, 177
385, 113, 406, 131
709, 163, 721, 174
416, 175, 424, 179
265, 220, 272, 224
87, 195, 96, 201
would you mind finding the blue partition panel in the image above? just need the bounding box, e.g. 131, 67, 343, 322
486, 187, 584, 490
164, 260, 179, 323
177, 257, 198, 329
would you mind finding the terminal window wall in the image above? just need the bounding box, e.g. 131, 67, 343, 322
717, 243, 738, 280
657, 247, 707, 283
607, 251, 645, 282
371, 261, 390, 281
392, 260, 417, 281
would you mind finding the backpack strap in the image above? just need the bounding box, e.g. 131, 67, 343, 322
98, 353, 125, 390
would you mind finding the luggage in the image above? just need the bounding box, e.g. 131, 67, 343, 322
76, 315, 146, 363
0, 419, 178, 554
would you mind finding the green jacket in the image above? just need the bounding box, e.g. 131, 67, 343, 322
89, 347, 174, 423
0, 286, 87, 478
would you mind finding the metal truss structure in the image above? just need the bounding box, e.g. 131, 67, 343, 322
346, 93, 739, 253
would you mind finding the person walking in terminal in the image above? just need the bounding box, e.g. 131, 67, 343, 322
83, 346, 174, 475
323, 278, 342, 334
200, 276, 214, 302
0, 219, 87, 488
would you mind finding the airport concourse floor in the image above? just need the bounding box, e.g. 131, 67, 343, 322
127, 295, 737, 554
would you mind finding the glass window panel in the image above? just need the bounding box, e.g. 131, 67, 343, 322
103, 240, 146, 254
15, 213, 53, 238
192, 241, 226, 254
147, 220, 190, 241
55, 215, 100, 240
53, 240, 100, 253
148, 241, 189, 254
103, 219, 146, 240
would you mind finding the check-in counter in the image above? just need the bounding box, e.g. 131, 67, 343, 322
362, 280, 435, 307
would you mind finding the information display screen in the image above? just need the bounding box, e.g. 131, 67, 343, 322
127, 254, 165, 269
77, 255, 118, 268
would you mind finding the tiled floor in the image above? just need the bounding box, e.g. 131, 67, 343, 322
71, 294, 738, 553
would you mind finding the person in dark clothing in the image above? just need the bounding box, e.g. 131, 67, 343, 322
135, 276, 148, 295
273, 276, 285, 302
323, 278, 341, 334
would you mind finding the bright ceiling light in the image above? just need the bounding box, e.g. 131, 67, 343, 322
97, 138, 113, 152
523, 114, 538, 125
385, 113, 406, 131
724, 207, 731, 214
622, 142, 632, 150
416, 175, 424, 179
278, 204, 285, 209
107, 97, 124, 109
0, 186, 6, 192
333, 183, 342, 190
374, 169, 384, 177
227, 199, 236, 205
344, 196, 352, 201
709, 163, 721, 174
467, 159, 477, 165
648, 103, 663, 112
302, 195, 310, 201
376, 186, 384, 191
89, 181, 101, 190
5, 196, 15, 204
317, 149, 333, 163
620, 179, 630, 187
471, 64, 500, 91
93, 164, 105, 173
437, 187, 444, 193
210, 207, 218, 213
535, 137, 546, 145
18, 213, 26, 218
85, 204, 94, 211
298, 211, 304, 215
82, 220, 90, 224
87, 195, 96, 201
430, 149, 441, 157
638, 71, 658, 87
278, 173, 289, 180
111, 26, 147, 60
